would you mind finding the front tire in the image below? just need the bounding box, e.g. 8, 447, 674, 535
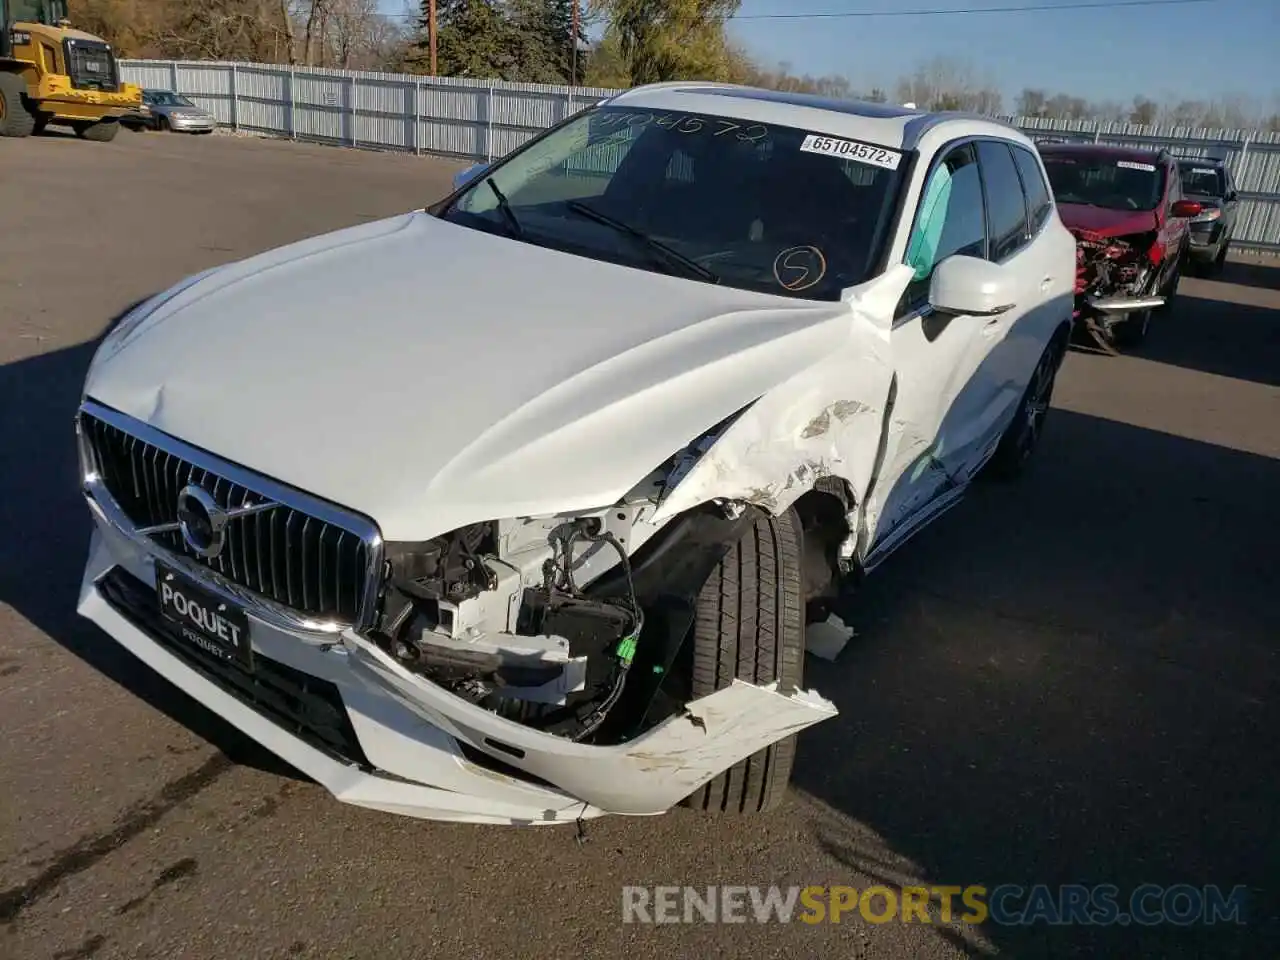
682, 508, 805, 814
0, 73, 36, 138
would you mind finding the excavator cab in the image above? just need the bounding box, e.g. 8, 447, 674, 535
1, 0, 142, 140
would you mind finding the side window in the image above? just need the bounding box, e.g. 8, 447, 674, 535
1167, 164, 1181, 205
902, 143, 986, 305
976, 141, 1030, 261
1012, 145, 1053, 234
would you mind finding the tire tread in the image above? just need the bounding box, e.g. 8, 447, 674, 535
683, 509, 804, 814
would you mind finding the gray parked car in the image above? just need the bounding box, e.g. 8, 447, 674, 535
1176, 157, 1239, 275
122, 89, 216, 134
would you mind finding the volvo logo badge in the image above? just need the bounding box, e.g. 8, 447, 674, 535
134, 483, 281, 550
177, 484, 228, 559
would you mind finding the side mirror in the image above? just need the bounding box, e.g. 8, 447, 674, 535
929, 255, 1017, 317
1226, 190, 1238, 203
1170, 199, 1203, 219
452, 162, 489, 192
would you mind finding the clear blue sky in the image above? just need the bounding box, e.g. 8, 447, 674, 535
382, 0, 1278, 108
726, 0, 1276, 107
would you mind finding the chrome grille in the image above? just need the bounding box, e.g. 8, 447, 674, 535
78, 404, 380, 628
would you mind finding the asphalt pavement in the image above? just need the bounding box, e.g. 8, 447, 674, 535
1, 128, 1278, 960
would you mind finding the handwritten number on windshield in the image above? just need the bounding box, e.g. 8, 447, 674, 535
600, 112, 767, 142
773, 246, 828, 292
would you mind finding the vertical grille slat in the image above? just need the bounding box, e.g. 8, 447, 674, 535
80, 411, 372, 625
269, 509, 283, 603
300, 517, 314, 612
317, 526, 333, 615
210, 477, 228, 577
332, 531, 346, 617
223, 482, 243, 584
127, 435, 143, 502
284, 511, 300, 609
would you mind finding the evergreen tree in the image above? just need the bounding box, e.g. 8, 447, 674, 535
416, 0, 507, 78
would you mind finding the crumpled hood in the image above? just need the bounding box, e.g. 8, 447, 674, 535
86, 211, 882, 541
1058, 202, 1158, 238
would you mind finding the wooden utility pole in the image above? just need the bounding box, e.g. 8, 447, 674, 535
428, 0, 437, 77
570, 0, 579, 87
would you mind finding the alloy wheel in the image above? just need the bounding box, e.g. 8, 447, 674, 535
1016, 344, 1058, 461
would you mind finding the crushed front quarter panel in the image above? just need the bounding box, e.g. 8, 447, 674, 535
651, 264, 913, 526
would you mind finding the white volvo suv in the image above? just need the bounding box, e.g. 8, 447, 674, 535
75, 83, 1076, 824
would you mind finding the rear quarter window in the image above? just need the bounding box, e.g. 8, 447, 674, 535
1012, 146, 1053, 233
976, 141, 1030, 261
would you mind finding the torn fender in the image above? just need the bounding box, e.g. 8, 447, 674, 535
344, 631, 837, 815
650, 265, 914, 524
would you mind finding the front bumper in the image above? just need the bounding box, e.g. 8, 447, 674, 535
79, 519, 598, 825
1187, 223, 1225, 258
167, 114, 217, 133
78, 473, 834, 824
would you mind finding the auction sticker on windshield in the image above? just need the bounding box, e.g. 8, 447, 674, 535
1117, 161, 1156, 172
799, 134, 901, 170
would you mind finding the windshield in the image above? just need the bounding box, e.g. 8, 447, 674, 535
1177, 162, 1225, 198
145, 91, 194, 107
440, 106, 905, 300
1041, 156, 1165, 212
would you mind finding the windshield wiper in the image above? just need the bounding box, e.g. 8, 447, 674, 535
486, 178, 523, 237
565, 200, 719, 284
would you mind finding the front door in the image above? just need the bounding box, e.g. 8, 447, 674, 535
863, 140, 1001, 553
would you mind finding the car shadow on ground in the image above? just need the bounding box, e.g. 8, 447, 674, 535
795, 406, 1280, 958
1215, 256, 1280, 292
1066, 278, 1279, 386
1137, 293, 1280, 387
0, 313, 301, 783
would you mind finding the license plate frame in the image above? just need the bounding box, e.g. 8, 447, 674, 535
155, 563, 252, 667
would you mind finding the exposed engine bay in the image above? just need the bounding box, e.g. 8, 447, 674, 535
366, 469, 687, 747
1073, 228, 1156, 311
1071, 228, 1167, 352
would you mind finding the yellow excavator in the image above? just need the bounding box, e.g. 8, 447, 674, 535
1, 0, 140, 140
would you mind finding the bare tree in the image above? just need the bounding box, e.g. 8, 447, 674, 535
327, 0, 378, 68
302, 0, 327, 66
1130, 96, 1158, 126
1016, 88, 1048, 117
894, 56, 1001, 114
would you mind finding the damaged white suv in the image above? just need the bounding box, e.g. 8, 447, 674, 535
75, 83, 1076, 824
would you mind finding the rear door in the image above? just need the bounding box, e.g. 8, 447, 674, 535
937, 138, 1052, 479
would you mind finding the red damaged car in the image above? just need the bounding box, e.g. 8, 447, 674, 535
1037, 143, 1202, 350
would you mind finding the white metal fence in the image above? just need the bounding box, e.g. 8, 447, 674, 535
119, 59, 1280, 254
